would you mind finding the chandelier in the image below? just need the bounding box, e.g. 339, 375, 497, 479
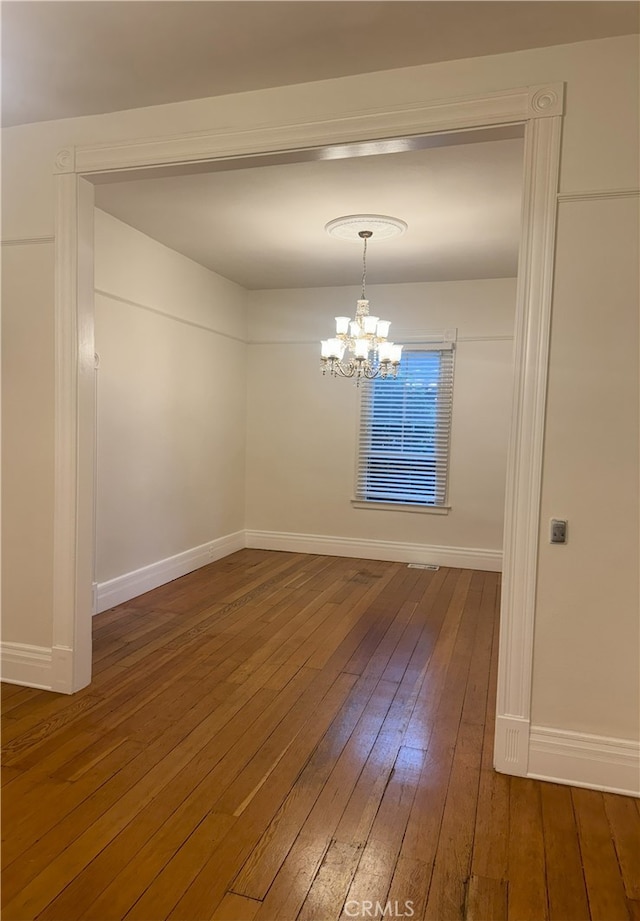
321, 214, 406, 382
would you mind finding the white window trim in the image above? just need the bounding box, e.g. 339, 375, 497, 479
351, 499, 451, 515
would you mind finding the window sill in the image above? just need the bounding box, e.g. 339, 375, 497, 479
350, 500, 451, 515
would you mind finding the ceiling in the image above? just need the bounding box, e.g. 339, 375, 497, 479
2, 1, 638, 128
94, 129, 525, 289
5, 1, 636, 290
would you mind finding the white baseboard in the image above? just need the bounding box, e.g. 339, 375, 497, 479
95, 530, 245, 614
1, 642, 53, 689
0, 643, 83, 694
528, 725, 640, 797
244, 529, 502, 572
494, 714, 530, 777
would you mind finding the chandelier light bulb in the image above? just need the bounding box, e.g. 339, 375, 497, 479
328, 338, 344, 359
354, 339, 370, 360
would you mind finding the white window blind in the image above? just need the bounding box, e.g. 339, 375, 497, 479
356, 346, 455, 507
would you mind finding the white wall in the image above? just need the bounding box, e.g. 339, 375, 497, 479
1, 242, 55, 645
1, 36, 638, 758
532, 196, 639, 739
246, 280, 515, 565
93, 211, 247, 601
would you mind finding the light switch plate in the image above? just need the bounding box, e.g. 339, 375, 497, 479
550, 519, 567, 543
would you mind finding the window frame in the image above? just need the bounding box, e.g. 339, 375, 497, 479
352, 341, 456, 514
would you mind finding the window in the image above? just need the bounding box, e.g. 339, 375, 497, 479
355, 346, 455, 508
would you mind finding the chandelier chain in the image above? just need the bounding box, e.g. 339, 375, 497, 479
361, 235, 368, 299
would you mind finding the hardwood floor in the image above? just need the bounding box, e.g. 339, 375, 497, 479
2, 550, 638, 921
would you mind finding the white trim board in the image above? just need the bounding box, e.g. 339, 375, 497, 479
96, 531, 245, 614
245, 530, 502, 572
0, 643, 53, 689
1, 236, 55, 247
0, 643, 75, 693
528, 726, 640, 797
95, 288, 247, 344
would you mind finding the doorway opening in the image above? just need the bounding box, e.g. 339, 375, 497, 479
52, 85, 563, 779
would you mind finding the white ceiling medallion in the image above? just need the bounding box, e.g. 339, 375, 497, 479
324, 214, 408, 242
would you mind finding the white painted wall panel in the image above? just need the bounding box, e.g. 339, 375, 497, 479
533, 195, 640, 739
94, 212, 248, 584
245, 280, 515, 551
1, 243, 55, 645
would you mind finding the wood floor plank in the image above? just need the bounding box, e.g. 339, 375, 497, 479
387, 855, 433, 921
393, 573, 481, 887
628, 899, 640, 921
249, 623, 449, 921
421, 574, 496, 920
2, 656, 242, 863
401, 569, 474, 751
604, 791, 640, 900
423, 724, 484, 920
338, 745, 426, 920
470, 578, 508, 885
1, 551, 636, 921
124, 812, 237, 921
1, 684, 47, 715
2, 680, 277, 902
573, 786, 632, 921
507, 778, 548, 921
541, 783, 590, 920
165, 672, 359, 920
233, 675, 399, 906
35, 668, 318, 920
465, 875, 508, 921
211, 892, 262, 921
248, 676, 422, 919
297, 840, 362, 921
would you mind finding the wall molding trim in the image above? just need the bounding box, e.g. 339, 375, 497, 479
95, 288, 247, 344
249, 334, 515, 347
0, 642, 87, 694
0, 643, 53, 689
1, 235, 55, 247
245, 530, 502, 572
70, 83, 564, 175
494, 715, 531, 777
528, 725, 640, 797
492, 111, 562, 776
96, 531, 246, 614
557, 187, 640, 203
